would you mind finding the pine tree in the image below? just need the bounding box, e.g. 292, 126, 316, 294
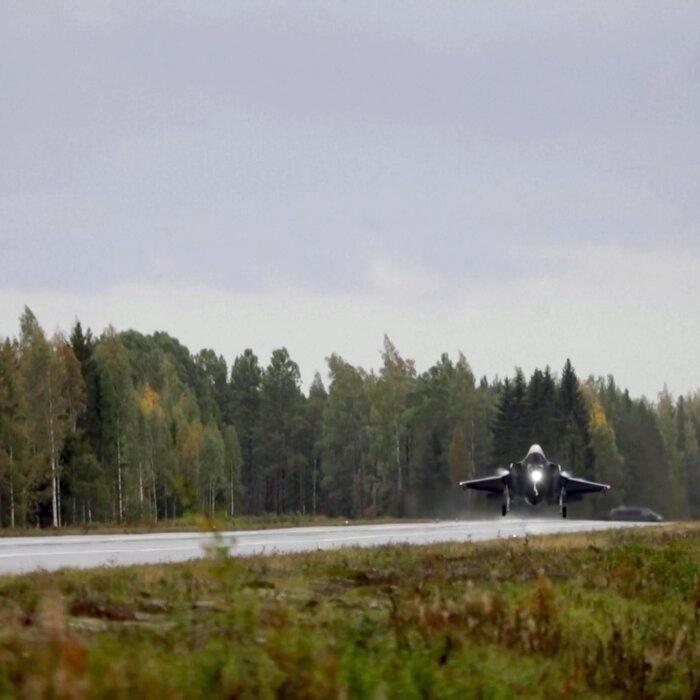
195, 349, 228, 424
682, 412, 700, 517
305, 373, 327, 515
70, 321, 94, 368
511, 368, 529, 457
657, 387, 687, 517
526, 367, 558, 453
258, 348, 305, 513
556, 359, 593, 474
228, 350, 261, 513
491, 378, 516, 465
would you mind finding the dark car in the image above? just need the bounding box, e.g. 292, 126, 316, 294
608, 506, 663, 522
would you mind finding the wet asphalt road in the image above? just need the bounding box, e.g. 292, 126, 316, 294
0, 518, 658, 575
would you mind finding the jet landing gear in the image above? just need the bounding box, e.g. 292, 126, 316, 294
559, 487, 568, 519
501, 486, 511, 517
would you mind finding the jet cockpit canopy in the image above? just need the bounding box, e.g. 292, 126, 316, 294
524, 444, 547, 466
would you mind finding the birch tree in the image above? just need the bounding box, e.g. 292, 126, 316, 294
0, 339, 23, 526
93, 327, 135, 522
200, 422, 225, 516
369, 336, 415, 515
18, 310, 85, 527
322, 355, 370, 516
223, 424, 242, 517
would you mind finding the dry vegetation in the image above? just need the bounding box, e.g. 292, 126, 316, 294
0, 525, 697, 698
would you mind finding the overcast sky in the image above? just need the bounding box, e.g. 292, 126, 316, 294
1, 1, 699, 398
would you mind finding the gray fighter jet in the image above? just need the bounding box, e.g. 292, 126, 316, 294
459, 444, 609, 518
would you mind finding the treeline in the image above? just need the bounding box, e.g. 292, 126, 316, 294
0, 307, 698, 527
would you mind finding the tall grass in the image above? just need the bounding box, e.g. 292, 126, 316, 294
0, 524, 696, 698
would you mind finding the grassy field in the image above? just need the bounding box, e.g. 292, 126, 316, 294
0, 525, 696, 698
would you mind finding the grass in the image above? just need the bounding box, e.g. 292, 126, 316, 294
0, 524, 696, 698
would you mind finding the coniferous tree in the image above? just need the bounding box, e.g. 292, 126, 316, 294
657, 388, 688, 517
228, 349, 262, 513
447, 353, 477, 474
258, 348, 305, 513
491, 378, 516, 466
681, 406, 700, 517
70, 321, 94, 369
614, 392, 671, 513
0, 306, 698, 524
556, 359, 593, 475
526, 367, 558, 453
195, 349, 228, 424
304, 373, 327, 515
511, 369, 530, 457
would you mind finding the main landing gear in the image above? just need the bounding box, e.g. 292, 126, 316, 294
501, 486, 511, 517
559, 487, 568, 519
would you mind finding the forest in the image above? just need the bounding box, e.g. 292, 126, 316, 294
0, 306, 698, 528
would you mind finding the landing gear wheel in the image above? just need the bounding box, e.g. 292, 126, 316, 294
501, 503, 508, 517
562, 506, 568, 519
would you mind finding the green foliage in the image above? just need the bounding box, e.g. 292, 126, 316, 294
369, 336, 415, 515
228, 349, 262, 512
0, 311, 698, 526
322, 355, 370, 516
199, 423, 225, 516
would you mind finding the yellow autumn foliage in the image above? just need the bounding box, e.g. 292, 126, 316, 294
139, 385, 163, 418
590, 401, 609, 430
581, 382, 610, 431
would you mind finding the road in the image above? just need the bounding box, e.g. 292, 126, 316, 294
0, 518, 656, 575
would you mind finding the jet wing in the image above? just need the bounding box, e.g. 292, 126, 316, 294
561, 474, 610, 495
459, 474, 507, 493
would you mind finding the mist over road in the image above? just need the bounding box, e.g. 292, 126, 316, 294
0, 519, 656, 575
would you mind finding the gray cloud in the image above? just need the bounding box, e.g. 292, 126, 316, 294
1, 2, 699, 395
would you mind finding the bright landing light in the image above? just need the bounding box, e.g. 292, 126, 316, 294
530, 469, 543, 484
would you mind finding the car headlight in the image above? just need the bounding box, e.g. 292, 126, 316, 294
530, 469, 543, 484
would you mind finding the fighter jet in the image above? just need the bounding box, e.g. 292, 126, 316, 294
459, 444, 609, 518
